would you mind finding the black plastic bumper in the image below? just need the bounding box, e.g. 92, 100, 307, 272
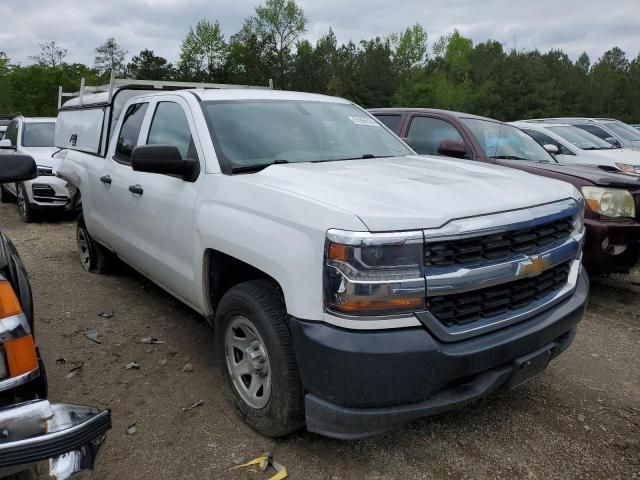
290, 269, 588, 439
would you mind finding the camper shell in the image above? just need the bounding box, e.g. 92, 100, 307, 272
55, 77, 272, 156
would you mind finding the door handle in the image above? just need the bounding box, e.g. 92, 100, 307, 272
128, 184, 143, 195
100, 175, 112, 185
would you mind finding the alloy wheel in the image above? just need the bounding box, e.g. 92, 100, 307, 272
76, 227, 92, 271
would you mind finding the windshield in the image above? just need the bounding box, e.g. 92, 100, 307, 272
22, 122, 55, 147
202, 100, 412, 171
602, 121, 640, 142
461, 118, 555, 162
547, 126, 616, 150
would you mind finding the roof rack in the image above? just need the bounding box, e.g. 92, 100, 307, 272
58, 70, 274, 108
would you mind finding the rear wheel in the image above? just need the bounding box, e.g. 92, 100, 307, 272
215, 280, 304, 437
16, 183, 34, 223
0, 184, 15, 203
77, 215, 111, 273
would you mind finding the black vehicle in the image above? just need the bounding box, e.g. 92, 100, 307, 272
0, 153, 110, 479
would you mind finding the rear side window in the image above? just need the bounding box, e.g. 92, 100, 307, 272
147, 102, 198, 160
575, 124, 611, 141
407, 116, 465, 156
114, 103, 148, 164
5, 121, 18, 146
375, 114, 402, 134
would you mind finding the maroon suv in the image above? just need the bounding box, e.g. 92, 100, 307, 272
370, 108, 640, 274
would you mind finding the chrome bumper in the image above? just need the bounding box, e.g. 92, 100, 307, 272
0, 400, 111, 479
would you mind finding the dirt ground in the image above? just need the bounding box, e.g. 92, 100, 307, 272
0, 203, 638, 480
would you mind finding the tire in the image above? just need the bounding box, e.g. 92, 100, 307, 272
76, 214, 111, 274
0, 184, 15, 203
16, 183, 35, 223
215, 279, 304, 437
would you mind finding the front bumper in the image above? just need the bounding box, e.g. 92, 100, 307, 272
290, 269, 588, 439
0, 400, 111, 479
24, 176, 69, 209
583, 218, 640, 274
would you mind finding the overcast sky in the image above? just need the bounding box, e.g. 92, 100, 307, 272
1, 0, 639, 66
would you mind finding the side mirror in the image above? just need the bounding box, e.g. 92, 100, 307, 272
131, 145, 199, 182
0, 139, 14, 149
543, 144, 559, 155
437, 139, 467, 158
0, 154, 38, 183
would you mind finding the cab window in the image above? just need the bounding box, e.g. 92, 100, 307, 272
5, 121, 18, 146
146, 102, 198, 160
407, 116, 465, 156
374, 114, 402, 134
114, 103, 149, 164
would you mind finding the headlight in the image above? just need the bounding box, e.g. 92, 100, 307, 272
615, 163, 640, 175
324, 230, 425, 316
0, 278, 38, 380
581, 186, 636, 219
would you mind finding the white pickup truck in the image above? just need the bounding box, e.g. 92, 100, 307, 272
55, 80, 588, 439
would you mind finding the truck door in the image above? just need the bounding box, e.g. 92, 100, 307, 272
96, 101, 150, 255
117, 97, 204, 307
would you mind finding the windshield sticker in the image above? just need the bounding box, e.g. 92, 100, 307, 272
349, 116, 380, 127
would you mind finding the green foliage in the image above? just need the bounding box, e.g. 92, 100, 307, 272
178, 19, 227, 82
127, 49, 174, 80
2, 3, 640, 123
94, 38, 127, 76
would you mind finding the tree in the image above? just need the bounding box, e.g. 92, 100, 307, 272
127, 49, 173, 80
244, 0, 307, 88
391, 23, 428, 76
94, 38, 127, 76
226, 27, 273, 86
29, 41, 67, 68
178, 19, 227, 82
0, 52, 10, 76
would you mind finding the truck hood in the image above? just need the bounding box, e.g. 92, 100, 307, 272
250, 156, 579, 231
516, 161, 640, 188
20, 147, 59, 168
574, 148, 640, 165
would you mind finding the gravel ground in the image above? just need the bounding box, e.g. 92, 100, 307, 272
0, 203, 638, 480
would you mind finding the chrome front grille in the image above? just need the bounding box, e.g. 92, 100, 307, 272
419, 198, 584, 342
427, 261, 571, 326
424, 217, 574, 267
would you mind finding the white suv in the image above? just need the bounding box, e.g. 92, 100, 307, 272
55, 82, 588, 439
0, 117, 70, 222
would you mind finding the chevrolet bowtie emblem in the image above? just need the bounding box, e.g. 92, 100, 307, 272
520, 255, 551, 276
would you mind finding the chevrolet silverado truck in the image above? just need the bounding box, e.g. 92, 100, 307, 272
0, 153, 111, 479
371, 108, 640, 275
55, 80, 588, 439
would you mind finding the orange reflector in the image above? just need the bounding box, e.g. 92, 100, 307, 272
328, 243, 349, 262
585, 199, 599, 212
332, 297, 424, 314
5, 334, 38, 377
0, 280, 22, 319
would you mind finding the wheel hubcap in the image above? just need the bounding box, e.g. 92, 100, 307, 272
225, 316, 271, 409
77, 228, 92, 270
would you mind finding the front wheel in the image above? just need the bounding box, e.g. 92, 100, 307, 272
76, 215, 112, 274
215, 280, 304, 437
16, 183, 34, 223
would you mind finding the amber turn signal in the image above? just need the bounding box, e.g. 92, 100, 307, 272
0, 280, 22, 319
328, 242, 349, 262
5, 334, 38, 377
331, 297, 425, 315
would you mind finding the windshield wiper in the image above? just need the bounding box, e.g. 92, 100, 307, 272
312, 154, 393, 163
493, 155, 528, 160
231, 159, 290, 174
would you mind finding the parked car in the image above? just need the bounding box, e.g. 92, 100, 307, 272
525, 118, 640, 150
631, 124, 640, 131
0, 153, 111, 479
56, 79, 588, 440
510, 121, 640, 174
0, 116, 70, 222
371, 108, 640, 274
0, 114, 16, 141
